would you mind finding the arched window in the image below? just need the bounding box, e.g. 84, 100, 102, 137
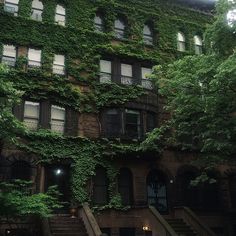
146, 170, 168, 213
143, 24, 153, 45
55, 5, 66, 26
194, 35, 203, 54
11, 161, 31, 181
176, 170, 201, 208
114, 18, 125, 39
94, 14, 104, 32
118, 168, 133, 205
177, 32, 186, 52
31, 0, 43, 21
92, 166, 109, 205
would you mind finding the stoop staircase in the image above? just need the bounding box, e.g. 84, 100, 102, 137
166, 218, 198, 236
49, 215, 88, 236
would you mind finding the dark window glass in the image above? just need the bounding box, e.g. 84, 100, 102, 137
104, 109, 121, 137
119, 228, 135, 236
125, 109, 141, 139
92, 167, 109, 205
146, 112, 156, 133
147, 170, 168, 213
11, 161, 31, 181
118, 168, 133, 205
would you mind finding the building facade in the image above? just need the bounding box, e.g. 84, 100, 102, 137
0, 0, 235, 236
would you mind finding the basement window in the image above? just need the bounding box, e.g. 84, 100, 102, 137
55, 5, 66, 26
51, 105, 65, 134
28, 48, 41, 68
31, 0, 43, 21
4, 0, 19, 16
2, 44, 16, 67
53, 54, 65, 75
24, 101, 40, 130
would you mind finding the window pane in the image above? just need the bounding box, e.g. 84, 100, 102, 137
177, 32, 185, 42
56, 5, 65, 15
28, 49, 41, 61
125, 109, 141, 138
94, 15, 102, 25
6, 0, 19, 4
31, 9, 43, 21
194, 35, 202, 46
105, 109, 120, 136
54, 55, 65, 66
121, 64, 132, 77
55, 15, 65, 25
51, 105, 65, 120
100, 60, 111, 73
147, 112, 156, 132
32, 0, 43, 10
115, 19, 125, 30
24, 101, 39, 118
143, 25, 151, 35
141, 67, 152, 79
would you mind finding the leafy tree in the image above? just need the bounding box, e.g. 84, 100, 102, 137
145, 0, 236, 169
0, 180, 62, 228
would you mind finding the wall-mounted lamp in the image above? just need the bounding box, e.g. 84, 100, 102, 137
55, 168, 63, 176
142, 226, 150, 231
170, 179, 174, 184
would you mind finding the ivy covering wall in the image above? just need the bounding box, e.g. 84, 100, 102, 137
0, 0, 212, 208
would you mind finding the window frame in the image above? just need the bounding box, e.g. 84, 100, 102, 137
50, 105, 66, 134
53, 54, 65, 75
2, 44, 17, 67
23, 101, 40, 130
55, 4, 66, 26
194, 35, 203, 55
114, 18, 126, 39
143, 23, 154, 45
177, 32, 186, 52
27, 48, 42, 68
31, 0, 43, 21
120, 63, 134, 85
94, 14, 104, 33
4, 0, 19, 16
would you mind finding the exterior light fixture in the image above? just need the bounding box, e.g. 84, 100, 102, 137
142, 226, 150, 231
55, 168, 63, 175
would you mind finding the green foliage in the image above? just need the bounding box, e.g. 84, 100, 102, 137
148, 0, 236, 168
0, 0, 212, 207
0, 180, 62, 222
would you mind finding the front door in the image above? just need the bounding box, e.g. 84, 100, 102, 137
45, 165, 70, 211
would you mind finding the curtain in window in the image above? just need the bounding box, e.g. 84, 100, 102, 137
100, 60, 112, 83
24, 101, 40, 130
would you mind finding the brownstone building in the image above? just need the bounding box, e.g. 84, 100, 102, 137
0, 0, 235, 236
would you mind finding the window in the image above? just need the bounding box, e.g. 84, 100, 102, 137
147, 170, 168, 213
53, 54, 65, 75
100, 60, 112, 83
23, 101, 40, 130
4, 0, 19, 16
143, 24, 153, 45
121, 63, 133, 85
55, 5, 66, 26
177, 32, 186, 52
94, 14, 103, 32
92, 167, 109, 205
114, 18, 125, 39
141, 67, 152, 89
194, 35, 203, 54
118, 168, 133, 205
28, 48, 41, 68
103, 109, 121, 137
31, 0, 43, 21
51, 105, 65, 134
146, 112, 156, 133
119, 228, 135, 236
2, 45, 16, 67
11, 161, 31, 181
125, 109, 141, 139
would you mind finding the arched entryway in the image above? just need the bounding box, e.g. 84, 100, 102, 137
176, 167, 201, 208
92, 166, 109, 205
118, 168, 133, 205
146, 170, 168, 213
